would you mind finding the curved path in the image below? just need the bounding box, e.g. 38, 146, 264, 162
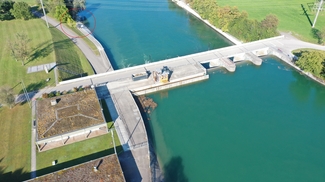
33, 11, 112, 74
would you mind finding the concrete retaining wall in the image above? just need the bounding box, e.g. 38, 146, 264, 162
131, 74, 209, 95
36, 122, 107, 144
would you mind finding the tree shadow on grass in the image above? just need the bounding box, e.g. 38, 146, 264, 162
19, 80, 47, 94
0, 158, 30, 182
27, 41, 53, 65
27, 38, 74, 66
163, 156, 188, 182
311, 28, 324, 44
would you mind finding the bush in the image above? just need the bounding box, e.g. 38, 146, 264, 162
72, 87, 78, 92
48, 92, 55, 97
42, 93, 49, 98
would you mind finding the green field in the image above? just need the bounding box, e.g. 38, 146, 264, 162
0, 14, 95, 181
0, 19, 56, 93
36, 130, 122, 176
218, 0, 325, 43
0, 104, 31, 182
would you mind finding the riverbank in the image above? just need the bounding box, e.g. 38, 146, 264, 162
270, 47, 325, 87
173, 0, 242, 45
76, 23, 114, 72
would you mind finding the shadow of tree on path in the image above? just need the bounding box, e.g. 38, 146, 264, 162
163, 156, 188, 182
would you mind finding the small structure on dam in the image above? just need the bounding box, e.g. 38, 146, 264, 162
153, 66, 171, 83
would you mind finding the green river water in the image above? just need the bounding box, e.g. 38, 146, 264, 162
84, 0, 325, 181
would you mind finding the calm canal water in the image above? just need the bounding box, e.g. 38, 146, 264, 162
84, 0, 325, 181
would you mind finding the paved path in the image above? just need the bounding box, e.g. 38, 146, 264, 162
30, 101, 37, 179
33, 11, 110, 74
27, 62, 55, 73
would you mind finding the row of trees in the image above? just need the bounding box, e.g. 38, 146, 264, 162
188, 0, 279, 42
0, 0, 32, 21
43, 0, 85, 27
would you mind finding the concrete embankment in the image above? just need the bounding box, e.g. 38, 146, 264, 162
268, 48, 325, 86
77, 24, 114, 72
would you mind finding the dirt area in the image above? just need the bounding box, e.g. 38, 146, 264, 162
137, 95, 157, 114
29, 154, 125, 182
36, 90, 105, 139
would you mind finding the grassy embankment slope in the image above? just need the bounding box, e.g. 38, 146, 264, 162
218, 0, 325, 43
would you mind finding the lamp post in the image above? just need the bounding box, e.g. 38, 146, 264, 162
40, 0, 49, 28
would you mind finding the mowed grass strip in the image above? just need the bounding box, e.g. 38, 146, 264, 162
0, 104, 31, 182
49, 26, 94, 81
218, 0, 325, 43
36, 131, 122, 176
0, 19, 56, 93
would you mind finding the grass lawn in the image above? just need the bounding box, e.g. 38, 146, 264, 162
218, 0, 325, 43
0, 16, 95, 181
49, 25, 94, 81
36, 130, 122, 176
0, 19, 56, 94
17, 0, 37, 5
0, 104, 31, 182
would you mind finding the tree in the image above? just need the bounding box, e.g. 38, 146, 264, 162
260, 14, 279, 38
0, 86, 15, 109
73, 0, 85, 10
54, 5, 75, 27
189, 0, 218, 20
10, 2, 32, 20
296, 50, 325, 78
44, 0, 65, 14
7, 32, 31, 65
217, 6, 242, 32
0, 0, 15, 20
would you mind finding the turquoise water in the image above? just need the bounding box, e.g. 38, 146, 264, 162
83, 0, 232, 69
83, 0, 325, 181
148, 58, 325, 181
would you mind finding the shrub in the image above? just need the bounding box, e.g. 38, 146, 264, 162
42, 93, 49, 98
